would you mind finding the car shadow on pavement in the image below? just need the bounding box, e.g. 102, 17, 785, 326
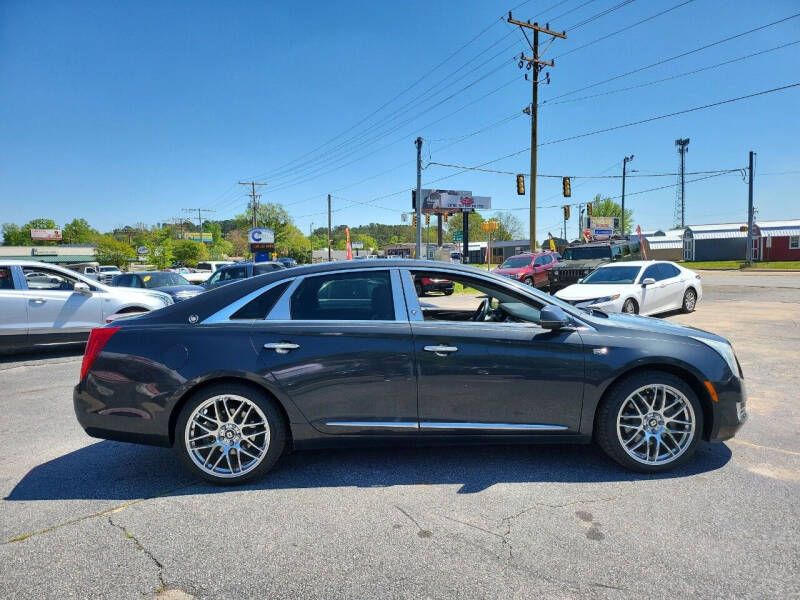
0, 345, 84, 364
5, 439, 732, 502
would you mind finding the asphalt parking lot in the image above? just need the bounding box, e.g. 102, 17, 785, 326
1, 270, 798, 599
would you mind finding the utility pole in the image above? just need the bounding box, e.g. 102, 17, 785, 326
415, 137, 423, 260
309, 222, 314, 259
238, 181, 267, 229
621, 155, 634, 235
182, 208, 215, 242
327, 194, 332, 262
508, 12, 566, 252
436, 214, 443, 247
746, 150, 756, 265
674, 139, 690, 227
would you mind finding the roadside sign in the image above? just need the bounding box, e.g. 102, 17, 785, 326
412, 189, 491, 213
137, 246, 149, 255
351, 241, 364, 249
248, 228, 275, 244
452, 231, 463, 242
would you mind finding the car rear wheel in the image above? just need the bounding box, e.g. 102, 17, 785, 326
444, 289, 453, 296
682, 288, 697, 313
175, 383, 286, 484
595, 371, 703, 473
523, 277, 534, 286
622, 298, 638, 314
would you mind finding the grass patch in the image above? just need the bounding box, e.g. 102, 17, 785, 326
680, 260, 800, 270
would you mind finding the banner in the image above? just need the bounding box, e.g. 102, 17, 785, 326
30, 228, 62, 241
637, 225, 648, 260
345, 227, 353, 260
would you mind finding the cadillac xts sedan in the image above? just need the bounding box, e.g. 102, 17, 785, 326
73, 260, 747, 483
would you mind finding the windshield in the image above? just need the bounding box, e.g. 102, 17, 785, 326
141, 272, 190, 288
582, 266, 642, 284
99, 266, 119, 272
562, 246, 612, 260
500, 256, 533, 269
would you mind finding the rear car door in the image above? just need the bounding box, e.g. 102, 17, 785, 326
405, 269, 585, 433
656, 263, 684, 310
251, 268, 418, 434
0, 265, 28, 349
21, 266, 103, 341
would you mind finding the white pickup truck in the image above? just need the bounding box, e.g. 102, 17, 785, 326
83, 265, 122, 284
182, 261, 234, 284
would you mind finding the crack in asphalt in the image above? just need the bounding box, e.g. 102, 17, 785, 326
107, 514, 167, 595
2, 482, 198, 545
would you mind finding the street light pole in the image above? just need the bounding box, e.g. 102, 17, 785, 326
621, 155, 634, 235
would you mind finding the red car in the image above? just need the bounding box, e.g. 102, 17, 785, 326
491, 251, 561, 288
415, 276, 454, 296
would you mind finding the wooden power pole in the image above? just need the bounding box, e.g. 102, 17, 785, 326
239, 181, 267, 229
508, 12, 566, 252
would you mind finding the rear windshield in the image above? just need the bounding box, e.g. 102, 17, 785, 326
562, 246, 612, 260
500, 256, 533, 269
582, 266, 642, 284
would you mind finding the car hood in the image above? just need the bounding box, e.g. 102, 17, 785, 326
152, 284, 205, 295
583, 310, 725, 343
553, 259, 607, 270
556, 283, 633, 301
492, 267, 527, 275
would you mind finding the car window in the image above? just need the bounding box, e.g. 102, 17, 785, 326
197, 262, 212, 271
219, 266, 248, 281
253, 263, 280, 275
533, 256, 546, 266
0, 267, 15, 289
621, 244, 630, 256
658, 263, 681, 279
290, 271, 393, 321
641, 264, 664, 281
582, 266, 642, 284
499, 256, 532, 269
562, 246, 611, 260
629, 241, 640, 256
542, 255, 553, 265
22, 267, 78, 291
412, 271, 545, 324
231, 282, 290, 320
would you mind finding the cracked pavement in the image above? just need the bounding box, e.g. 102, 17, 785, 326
1, 273, 799, 599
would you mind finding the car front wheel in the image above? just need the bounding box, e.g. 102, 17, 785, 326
523, 277, 534, 286
682, 288, 697, 313
175, 383, 286, 484
595, 371, 703, 473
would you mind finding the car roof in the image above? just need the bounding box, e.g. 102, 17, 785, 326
597, 260, 669, 267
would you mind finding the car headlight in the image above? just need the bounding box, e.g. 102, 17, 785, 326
146, 292, 173, 306
691, 336, 739, 377
590, 294, 620, 304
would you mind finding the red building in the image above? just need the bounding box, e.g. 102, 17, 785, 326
757, 219, 800, 262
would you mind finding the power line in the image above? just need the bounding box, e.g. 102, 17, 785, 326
563, 0, 636, 31
425, 161, 743, 179
546, 12, 800, 102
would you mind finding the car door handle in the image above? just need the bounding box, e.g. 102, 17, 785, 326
29, 298, 47, 304
424, 345, 458, 356
263, 342, 300, 354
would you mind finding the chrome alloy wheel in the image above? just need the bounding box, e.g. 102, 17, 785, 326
684, 289, 697, 311
185, 394, 271, 479
616, 384, 696, 465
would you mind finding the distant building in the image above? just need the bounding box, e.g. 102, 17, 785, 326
0, 245, 97, 269
755, 219, 800, 262
682, 223, 753, 262
642, 229, 684, 262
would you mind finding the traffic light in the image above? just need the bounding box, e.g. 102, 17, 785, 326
516, 174, 525, 195
586, 202, 593, 216
563, 205, 571, 220
562, 177, 571, 197
412, 214, 417, 227
425, 213, 430, 225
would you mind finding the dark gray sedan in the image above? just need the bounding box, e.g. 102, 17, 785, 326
74, 260, 747, 484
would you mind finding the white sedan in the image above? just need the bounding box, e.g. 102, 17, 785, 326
0, 260, 173, 352
554, 261, 702, 316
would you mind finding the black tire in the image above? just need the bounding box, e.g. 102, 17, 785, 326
174, 382, 287, 485
415, 282, 424, 297
682, 288, 697, 313
522, 277, 534, 286
595, 370, 704, 473
444, 289, 454, 296
622, 298, 638, 314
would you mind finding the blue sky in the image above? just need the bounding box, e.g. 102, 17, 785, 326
1, 0, 798, 241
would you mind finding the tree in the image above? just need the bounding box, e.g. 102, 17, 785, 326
446, 212, 488, 242
490, 211, 525, 241
62, 218, 99, 244
2, 223, 26, 245
172, 239, 209, 267
95, 235, 136, 267
207, 222, 233, 259
225, 229, 249, 257
590, 194, 634, 235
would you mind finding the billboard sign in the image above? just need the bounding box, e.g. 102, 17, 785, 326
588, 216, 619, 240
184, 232, 212, 243
351, 241, 364, 249
248, 227, 275, 252
412, 189, 491, 213
30, 228, 62, 241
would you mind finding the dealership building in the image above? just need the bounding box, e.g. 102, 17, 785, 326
0, 244, 98, 269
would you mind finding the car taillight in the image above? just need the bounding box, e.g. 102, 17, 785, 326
80, 327, 120, 381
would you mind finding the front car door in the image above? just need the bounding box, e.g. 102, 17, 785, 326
20, 265, 103, 342
251, 268, 418, 434
404, 268, 585, 434
0, 265, 28, 349
637, 264, 669, 315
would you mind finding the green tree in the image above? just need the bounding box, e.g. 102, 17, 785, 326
95, 235, 136, 267
207, 222, 233, 259
446, 212, 488, 242
590, 195, 634, 235
172, 239, 209, 267
490, 211, 525, 241
62, 218, 99, 244
2, 223, 26, 245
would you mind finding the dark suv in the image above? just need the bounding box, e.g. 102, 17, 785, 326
548, 238, 641, 293
204, 261, 285, 290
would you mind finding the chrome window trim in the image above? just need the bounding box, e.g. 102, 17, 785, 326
420, 422, 568, 431
267, 267, 404, 322
202, 278, 295, 324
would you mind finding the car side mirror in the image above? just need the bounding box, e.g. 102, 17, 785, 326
74, 282, 92, 295
641, 277, 656, 286
540, 305, 570, 330
577, 278, 583, 284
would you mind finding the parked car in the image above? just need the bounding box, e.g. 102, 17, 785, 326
84, 265, 122, 284
492, 251, 560, 288
111, 271, 205, 302
555, 261, 702, 316
203, 261, 285, 290
182, 261, 236, 284
450, 252, 462, 263
415, 276, 454, 296
0, 260, 172, 351
548, 238, 642, 293
276, 257, 297, 268
73, 259, 746, 484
